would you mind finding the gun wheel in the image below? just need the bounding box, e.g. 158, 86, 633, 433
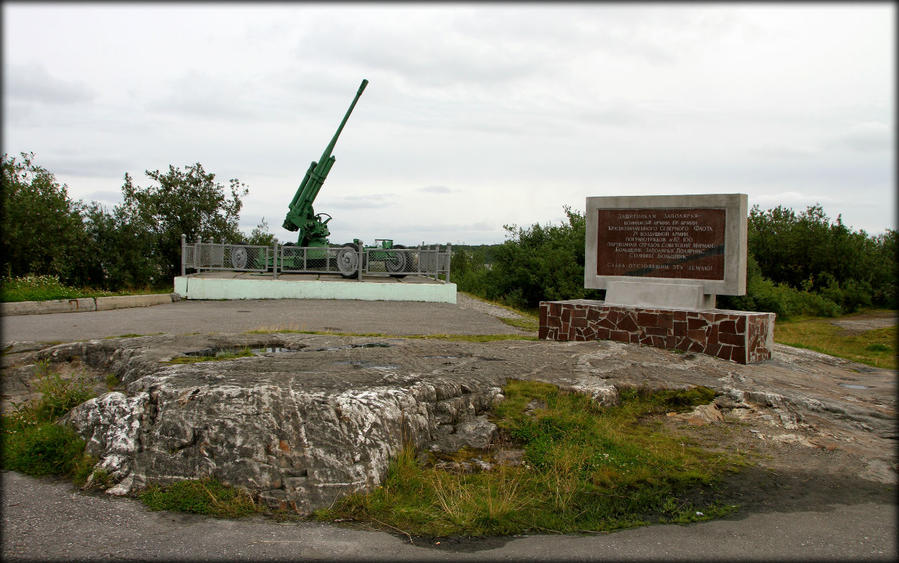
232, 247, 248, 269
336, 246, 358, 278
386, 245, 407, 277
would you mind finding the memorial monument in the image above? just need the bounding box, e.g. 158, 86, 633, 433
539, 194, 775, 364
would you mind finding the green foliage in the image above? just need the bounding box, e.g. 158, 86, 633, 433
245, 217, 278, 246
744, 204, 896, 312
318, 381, 741, 537
138, 478, 260, 518
2, 153, 249, 291
0, 274, 114, 302
719, 255, 841, 319
1, 153, 89, 282
1, 367, 95, 478
458, 207, 604, 310
1, 422, 87, 476
116, 163, 248, 282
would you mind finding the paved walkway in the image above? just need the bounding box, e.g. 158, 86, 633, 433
1, 297, 525, 346
3, 471, 894, 561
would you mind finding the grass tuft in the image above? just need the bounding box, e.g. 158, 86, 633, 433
166, 347, 255, 364
138, 478, 261, 518
316, 380, 741, 537
1, 366, 96, 478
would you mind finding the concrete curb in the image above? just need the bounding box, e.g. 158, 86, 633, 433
0, 294, 178, 316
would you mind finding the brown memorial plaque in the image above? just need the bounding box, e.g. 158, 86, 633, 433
596, 208, 726, 280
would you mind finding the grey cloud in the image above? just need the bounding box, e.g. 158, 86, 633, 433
145, 70, 262, 120
832, 122, 892, 153
318, 193, 398, 210
80, 191, 123, 205
4, 63, 95, 104
418, 185, 454, 194
44, 156, 132, 177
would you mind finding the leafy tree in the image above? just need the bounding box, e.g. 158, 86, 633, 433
245, 217, 278, 247
1, 152, 89, 283
483, 206, 602, 310
117, 163, 248, 282
747, 204, 895, 312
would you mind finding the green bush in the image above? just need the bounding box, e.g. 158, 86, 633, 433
1, 422, 86, 476
0, 367, 95, 478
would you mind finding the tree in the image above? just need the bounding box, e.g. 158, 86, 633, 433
485, 206, 602, 310
117, 163, 248, 282
1, 152, 88, 283
245, 217, 278, 247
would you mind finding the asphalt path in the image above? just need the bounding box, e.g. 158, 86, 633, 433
2, 471, 895, 561
1, 298, 897, 561
1, 298, 522, 346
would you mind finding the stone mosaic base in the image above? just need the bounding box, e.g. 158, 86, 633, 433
539, 299, 775, 364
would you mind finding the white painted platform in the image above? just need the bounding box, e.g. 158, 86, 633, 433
173, 272, 456, 304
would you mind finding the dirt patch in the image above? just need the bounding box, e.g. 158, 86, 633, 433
829, 310, 897, 335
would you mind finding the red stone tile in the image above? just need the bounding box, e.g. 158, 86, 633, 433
637, 312, 660, 327
572, 316, 587, 328
719, 320, 736, 334
731, 345, 747, 364
550, 303, 560, 317
538, 327, 548, 340
610, 330, 630, 343
646, 326, 669, 337
658, 315, 673, 330
619, 314, 639, 332
629, 332, 640, 344
674, 311, 687, 321
598, 318, 615, 330
597, 328, 611, 340
716, 344, 733, 361
707, 324, 719, 345
736, 316, 746, 333
688, 317, 708, 330
587, 308, 601, 321
561, 308, 571, 324
718, 332, 744, 346
688, 340, 705, 353
688, 329, 707, 342
673, 321, 688, 336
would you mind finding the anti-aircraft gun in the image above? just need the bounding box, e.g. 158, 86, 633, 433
282, 78, 368, 248
277, 78, 410, 278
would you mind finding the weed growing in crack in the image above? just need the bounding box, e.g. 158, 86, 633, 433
315, 380, 743, 537
1, 366, 95, 478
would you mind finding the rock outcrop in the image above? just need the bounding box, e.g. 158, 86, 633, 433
0, 331, 891, 513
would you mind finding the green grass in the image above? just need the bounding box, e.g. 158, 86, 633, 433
315, 380, 742, 537
245, 328, 538, 342
138, 478, 262, 518
774, 311, 897, 370
1, 274, 166, 302
1, 365, 97, 481
166, 347, 256, 364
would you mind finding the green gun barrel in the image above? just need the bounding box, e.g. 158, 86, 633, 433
282, 79, 368, 246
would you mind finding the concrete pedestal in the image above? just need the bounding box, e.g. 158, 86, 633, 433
539, 299, 774, 364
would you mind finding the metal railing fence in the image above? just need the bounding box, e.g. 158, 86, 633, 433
181, 235, 451, 282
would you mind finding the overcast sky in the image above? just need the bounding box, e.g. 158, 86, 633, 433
3, 3, 895, 245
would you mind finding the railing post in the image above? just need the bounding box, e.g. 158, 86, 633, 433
181, 234, 186, 276
446, 243, 452, 283
357, 240, 363, 281
273, 242, 279, 279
